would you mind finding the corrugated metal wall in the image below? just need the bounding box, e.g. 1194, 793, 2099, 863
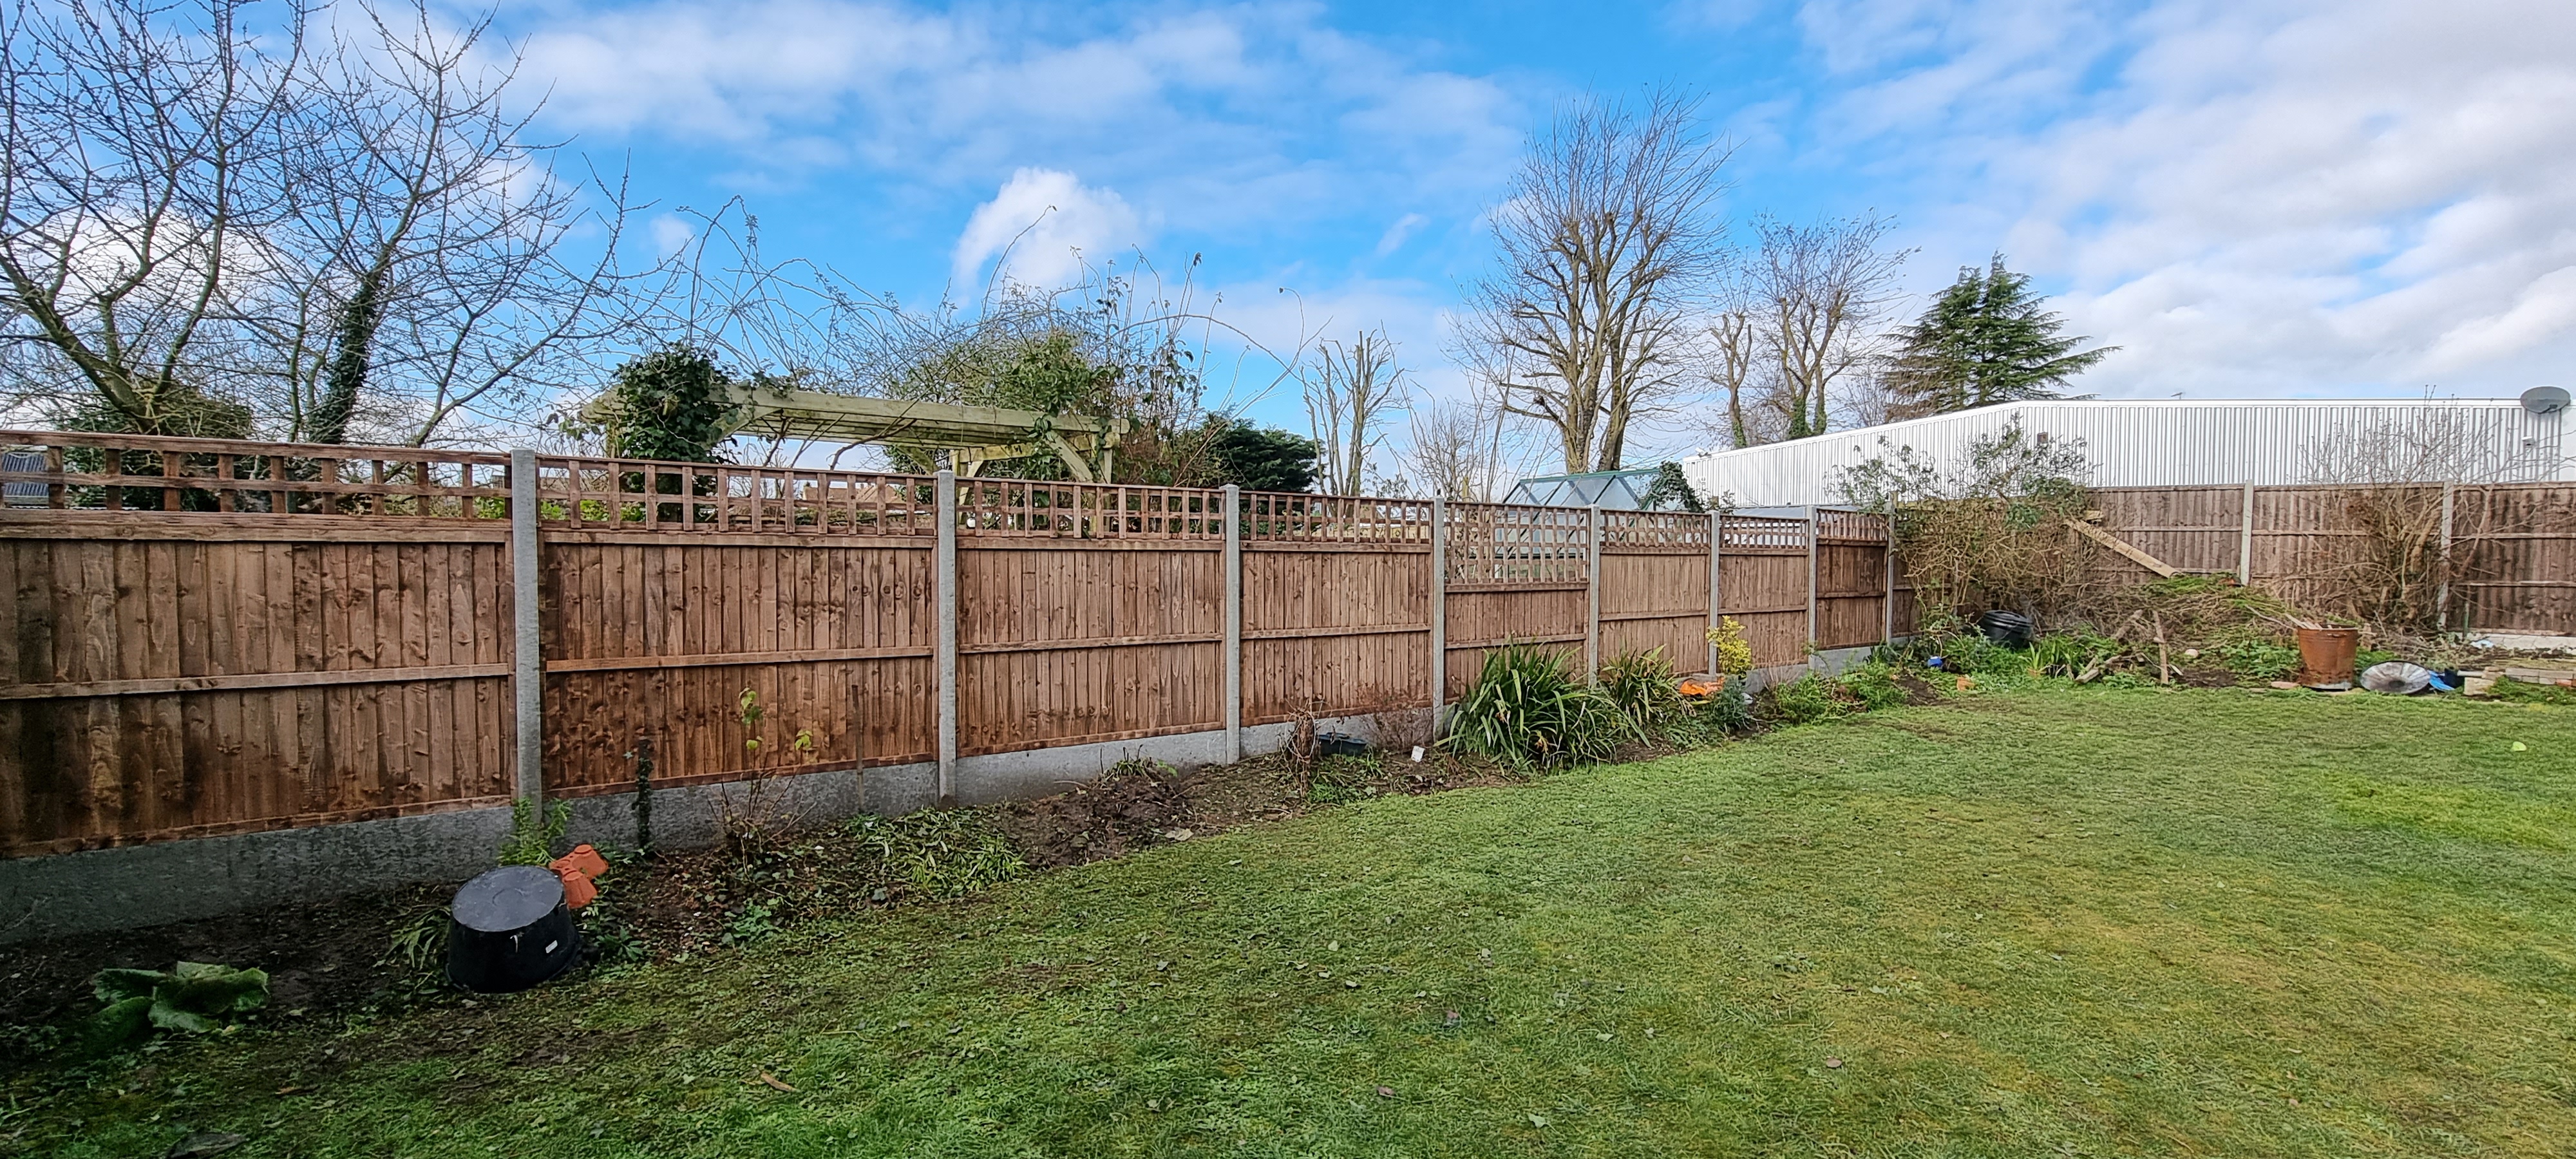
1681, 400, 2573, 507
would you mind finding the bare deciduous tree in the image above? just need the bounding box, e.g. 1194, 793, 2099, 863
1742, 212, 1909, 441
0, 0, 305, 434
3, 0, 654, 446
1404, 399, 1494, 501
1705, 294, 1763, 449
265, 4, 650, 446
1456, 90, 1728, 473
1305, 327, 1408, 495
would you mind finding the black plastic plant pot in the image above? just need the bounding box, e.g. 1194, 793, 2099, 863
1316, 732, 1368, 758
1976, 610, 2036, 649
445, 865, 581, 994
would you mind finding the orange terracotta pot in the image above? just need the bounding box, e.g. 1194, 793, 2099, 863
551, 843, 609, 881
555, 867, 598, 910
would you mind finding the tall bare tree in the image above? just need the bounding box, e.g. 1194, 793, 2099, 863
0, 0, 306, 434
1705, 294, 1763, 449
1456, 90, 1728, 474
3, 0, 653, 445
1305, 327, 1407, 495
259, 3, 650, 446
1403, 398, 1496, 501
1742, 213, 1908, 441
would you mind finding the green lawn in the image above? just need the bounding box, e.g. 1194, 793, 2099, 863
21, 686, 2576, 1157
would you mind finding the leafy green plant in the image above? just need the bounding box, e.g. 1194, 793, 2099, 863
1704, 617, 1754, 678
601, 343, 739, 462
1443, 644, 1641, 769
383, 907, 450, 974
1600, 646, 1690, 735
1762, 672, 1853, 726
2030, 631, 2128, 681
1839, 662, 1909, 711
2213, 635, 2302, 681
84, 962, 270, 1051
721, 900, 782, 947
498, 797, 571, 866
854, 809, 1029, 900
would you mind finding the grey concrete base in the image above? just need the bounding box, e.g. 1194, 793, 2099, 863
0, 764, 865, 947
862, 712, 1406, 815
1738, 645, 1882, 692
0, 711, 1413, 945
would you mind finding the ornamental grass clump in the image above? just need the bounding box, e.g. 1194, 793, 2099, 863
1444, 644, 1638, 769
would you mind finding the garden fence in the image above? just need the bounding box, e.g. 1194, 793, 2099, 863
0, 430, 1882, 858
10, 430, 2566, 861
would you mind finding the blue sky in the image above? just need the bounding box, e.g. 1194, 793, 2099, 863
489, 0, 2576, 461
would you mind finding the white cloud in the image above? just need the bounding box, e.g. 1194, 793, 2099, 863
1804, 0, 2576, 398
510, 1, 1521, 236
951, 169, 1147, 292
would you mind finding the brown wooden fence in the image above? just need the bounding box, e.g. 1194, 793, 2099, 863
1, 430, 1887, 858
2090, 482, 2576, 632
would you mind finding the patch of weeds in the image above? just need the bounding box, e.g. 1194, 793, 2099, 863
2490, 677, 2576, 707
2029, 630, 2128, 681
1762, 672, 1854, 726
382, 905, 449, 975
854, 809, 1030, 900
1839, 662, 1909, 711
580, 903, 649, 966
1306, 755, 1379, 804
2211, 634, 2302, 681
721, 900, 782, 947
497, 797, 571, 866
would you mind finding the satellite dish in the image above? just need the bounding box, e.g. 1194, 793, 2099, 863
2524, 385, 2571, 415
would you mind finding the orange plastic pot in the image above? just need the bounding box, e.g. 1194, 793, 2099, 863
2295, 627, 2359, 689
551, 843, 609, 880
554, 867, 597, 910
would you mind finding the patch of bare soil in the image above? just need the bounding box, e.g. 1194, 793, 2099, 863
0, 883, 445, 1030
1893, 670, 1946, 705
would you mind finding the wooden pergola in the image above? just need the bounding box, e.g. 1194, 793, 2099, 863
592, 385, 1129, 481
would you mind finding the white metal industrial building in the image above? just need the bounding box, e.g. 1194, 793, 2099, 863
1678, 396, 2574, 509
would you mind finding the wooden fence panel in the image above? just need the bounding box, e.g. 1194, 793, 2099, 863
1598, 552, 1708, 669
539, 535, 939, 795
0, 525, 514, 855
1719, 516, 1810, 668
1441, 587, 1587, 697
956, 542, 1222, 755
1244, 545, 1431, 724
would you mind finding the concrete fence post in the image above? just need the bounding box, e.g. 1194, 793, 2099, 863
1223, 484, 1242, 763
1707, 509, 1723, 676
509, 448, 543, 813
2237, 479, 2256, 585
1882, 510, 1897, 646
1804, 506, 1821, 672
935, 469, 958, 807
1586, 505, 1602, 682
1428, 496, 1446, 728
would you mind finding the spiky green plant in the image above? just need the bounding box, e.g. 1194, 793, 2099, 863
1599, 646, 1690, 735
1443, 644, 1640, 769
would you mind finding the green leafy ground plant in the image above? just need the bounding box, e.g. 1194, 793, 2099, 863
82, 963, 269, 1053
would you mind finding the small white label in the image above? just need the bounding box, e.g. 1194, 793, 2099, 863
544, 941, 559, 954
1410, 746, 1425, 763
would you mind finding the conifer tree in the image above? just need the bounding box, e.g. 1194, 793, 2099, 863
1885, 256, 2115, 415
